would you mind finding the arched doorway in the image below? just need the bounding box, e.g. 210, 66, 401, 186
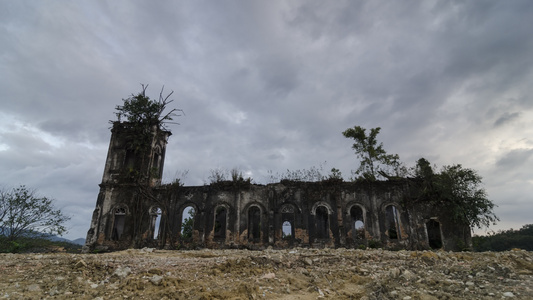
111, 206, 126, 241
350, 205, 365, 240
248, 206, 261, 242
181, 206, 195, 240
385, 205, 401, 239
315, 206, 329, 239
426, 219, 443, 249
150, 207, 162, 240
281, 204, 295, 240
214, 206, 227, 240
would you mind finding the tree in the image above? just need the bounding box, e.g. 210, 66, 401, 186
112, 84, 183, 155
0, 185, 70, 241
181, 208, 195, 240
342, 126, 401, 180
114, 84, 182, 130
438, 164, 498, 229
411, 159, 499, 230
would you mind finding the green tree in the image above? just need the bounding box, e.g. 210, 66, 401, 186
342, 126, 401, 180
113, 84, 183, 155
181, 208, 195, 240
438, 164, 498, 229
412, 159, 499, 230
0, 185, 70, 241
114, 84, 181, 129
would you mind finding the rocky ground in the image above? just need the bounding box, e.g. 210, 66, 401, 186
0, 248, 532, 299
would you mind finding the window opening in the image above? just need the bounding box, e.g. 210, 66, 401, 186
385, 205, 401, 239
214, 206, 227, 239
316, 206, 329, 239
124, 150, 135, 169
282, 221, 293, 239
153, 153, 160, 169
152, 148, 161, 176
151, 207, 162, 240
181, 206, 195, 240
426, 219, 443, 249
281, 205, 295, 240
350, 206, 365, 240
248, 206, 261, 242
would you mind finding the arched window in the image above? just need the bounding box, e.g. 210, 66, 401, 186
111, 207, 126, 241
152, 147, 162, 174
315, 206, 329, 239
181, 206, 195, 240
281, 205, 295, 240
385, 205, 401, 239
214, 206, 227, 240
248, 206, 261, 242
350, 205, 365, 240
124, 149, 135, 169
426, 219, 443, 249
150, 207, 162, 240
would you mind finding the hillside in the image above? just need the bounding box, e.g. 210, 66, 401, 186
1, 248, 531, 299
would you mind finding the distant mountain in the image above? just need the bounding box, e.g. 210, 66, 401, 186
71, 238, 86, 246
1, 227, 85, 245
45, 235, 85, 245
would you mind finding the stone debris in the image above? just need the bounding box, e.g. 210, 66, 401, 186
149, 275, 164, 285
0, 248, 531, 299
260, 273, 276, 279
113, 266, 132, 278
503, 292, 515, 297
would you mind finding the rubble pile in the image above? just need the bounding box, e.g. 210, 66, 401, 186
1, 248, 532, 299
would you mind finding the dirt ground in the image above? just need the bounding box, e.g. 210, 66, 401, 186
1, 248, 532, 299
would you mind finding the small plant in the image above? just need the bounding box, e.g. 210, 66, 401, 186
169, 170, 189, 186
276, 162, 329, 182
231, 168, 243, 182
328, 168, 343, 180
208, 168, 227, 183
368, 239, 382, 249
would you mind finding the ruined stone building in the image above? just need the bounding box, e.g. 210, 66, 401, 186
84, 122, 472, 252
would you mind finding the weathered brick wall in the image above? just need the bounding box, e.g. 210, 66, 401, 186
84, 122, 471, 252
85, 180, 471, 252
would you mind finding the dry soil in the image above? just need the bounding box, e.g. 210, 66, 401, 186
1, 248, 532, 299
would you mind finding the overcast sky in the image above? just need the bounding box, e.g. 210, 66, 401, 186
1, 1, 532, 240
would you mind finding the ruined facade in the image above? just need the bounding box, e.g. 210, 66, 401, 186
84, 122, 472, 252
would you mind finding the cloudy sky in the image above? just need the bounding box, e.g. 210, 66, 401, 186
1, 1, 532, 240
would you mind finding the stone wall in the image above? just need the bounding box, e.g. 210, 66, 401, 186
85, 179, 471, 252
84, 122, 471, 252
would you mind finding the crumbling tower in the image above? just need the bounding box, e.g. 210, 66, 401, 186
84, 122, 171, 251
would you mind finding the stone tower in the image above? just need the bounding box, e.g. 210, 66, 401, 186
84, 122, 171, 251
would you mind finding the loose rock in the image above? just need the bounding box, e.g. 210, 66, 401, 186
0, 249, 531, 299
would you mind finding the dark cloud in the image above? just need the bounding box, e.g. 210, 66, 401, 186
493, 112, 521, 127
496, 148, 533, 170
